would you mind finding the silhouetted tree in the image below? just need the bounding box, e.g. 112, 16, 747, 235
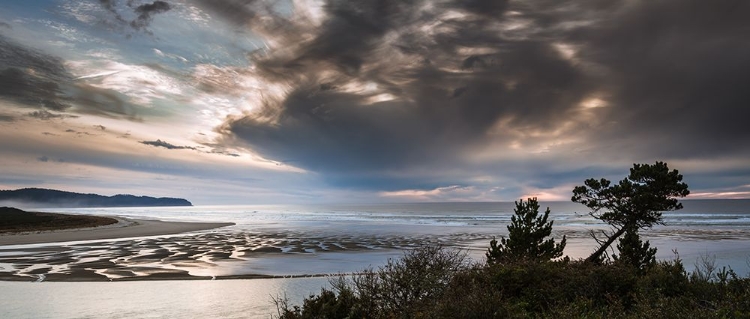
613, 226, 657, 270
487, 197, 566, 264
572, 161, 689, 263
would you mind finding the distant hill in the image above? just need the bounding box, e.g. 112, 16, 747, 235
0, 188, 192, 208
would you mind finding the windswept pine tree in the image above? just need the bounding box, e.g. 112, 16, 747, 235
572, 161, 689, 263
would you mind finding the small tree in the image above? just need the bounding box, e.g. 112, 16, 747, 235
572, 161, 689, 263
613, 227, 656, 270
487, 197, 566, 264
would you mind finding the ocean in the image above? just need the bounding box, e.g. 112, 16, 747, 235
1, 200, 749, 318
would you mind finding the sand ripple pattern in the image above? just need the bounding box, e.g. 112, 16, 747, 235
0, 231, 489, 281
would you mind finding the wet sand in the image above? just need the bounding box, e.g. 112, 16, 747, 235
0, 218, 235, 246
0, 227, 465, 281
1, 219, 748, 282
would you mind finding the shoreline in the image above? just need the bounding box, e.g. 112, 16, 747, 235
0, 217, 235, 246
0, 272, 347, 282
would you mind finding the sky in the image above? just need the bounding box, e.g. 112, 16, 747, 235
1, 0, 749, 205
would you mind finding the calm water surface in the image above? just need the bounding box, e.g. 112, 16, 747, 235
0, 277, 328, 319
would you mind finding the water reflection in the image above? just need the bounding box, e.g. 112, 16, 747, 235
0, 277, 329, 319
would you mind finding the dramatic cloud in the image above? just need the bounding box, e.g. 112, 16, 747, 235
0, 35, 149, 120
1, 0, 748, 202
0, 35, 73, 111
214, 0, 593, 189
567, 0, 750, 159
208, 0, 750, 193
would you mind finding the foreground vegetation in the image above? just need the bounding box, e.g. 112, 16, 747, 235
277, 246, 749, 318
276, 162, 749, 318
0, 206, 118, 233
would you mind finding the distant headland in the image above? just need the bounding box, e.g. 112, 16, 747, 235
0, 188, 192, 208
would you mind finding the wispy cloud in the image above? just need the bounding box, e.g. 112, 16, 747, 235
140, 139, 196, 150
27, 110, 76, 120
380, 185, 476, 201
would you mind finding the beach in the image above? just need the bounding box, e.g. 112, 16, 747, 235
2, 201, 749, 283
0, 217, 235, 246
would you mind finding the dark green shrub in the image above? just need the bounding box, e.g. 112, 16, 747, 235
276, 244, 468, 319
487, 198, 566, 264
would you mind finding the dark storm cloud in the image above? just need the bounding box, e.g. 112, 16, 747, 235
211, 0, 749, 190
0, 35, 145, 119
0, 35, 73, 111
447, 0, 510, 17
131, 1, 172, 31
98, 0, 172, 35
0, 67, 69, 110
567, 0, 750, 159
214, 0, 588, 188
140, 139, 197, 150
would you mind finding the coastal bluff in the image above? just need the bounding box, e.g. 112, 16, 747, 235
0, 188, 192, 208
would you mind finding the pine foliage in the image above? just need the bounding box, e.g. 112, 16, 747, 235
613, 227, 657, 270
487, 198, 566, 264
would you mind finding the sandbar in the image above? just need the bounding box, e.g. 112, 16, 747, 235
0, 218, 235, 246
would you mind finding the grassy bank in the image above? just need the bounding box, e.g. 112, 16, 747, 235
0, 207, 118, 233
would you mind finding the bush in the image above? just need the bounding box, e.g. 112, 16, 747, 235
276, 249, 750, 318
276, 244, 468, 319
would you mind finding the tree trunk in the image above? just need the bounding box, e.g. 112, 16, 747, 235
585, 226, 627, 263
